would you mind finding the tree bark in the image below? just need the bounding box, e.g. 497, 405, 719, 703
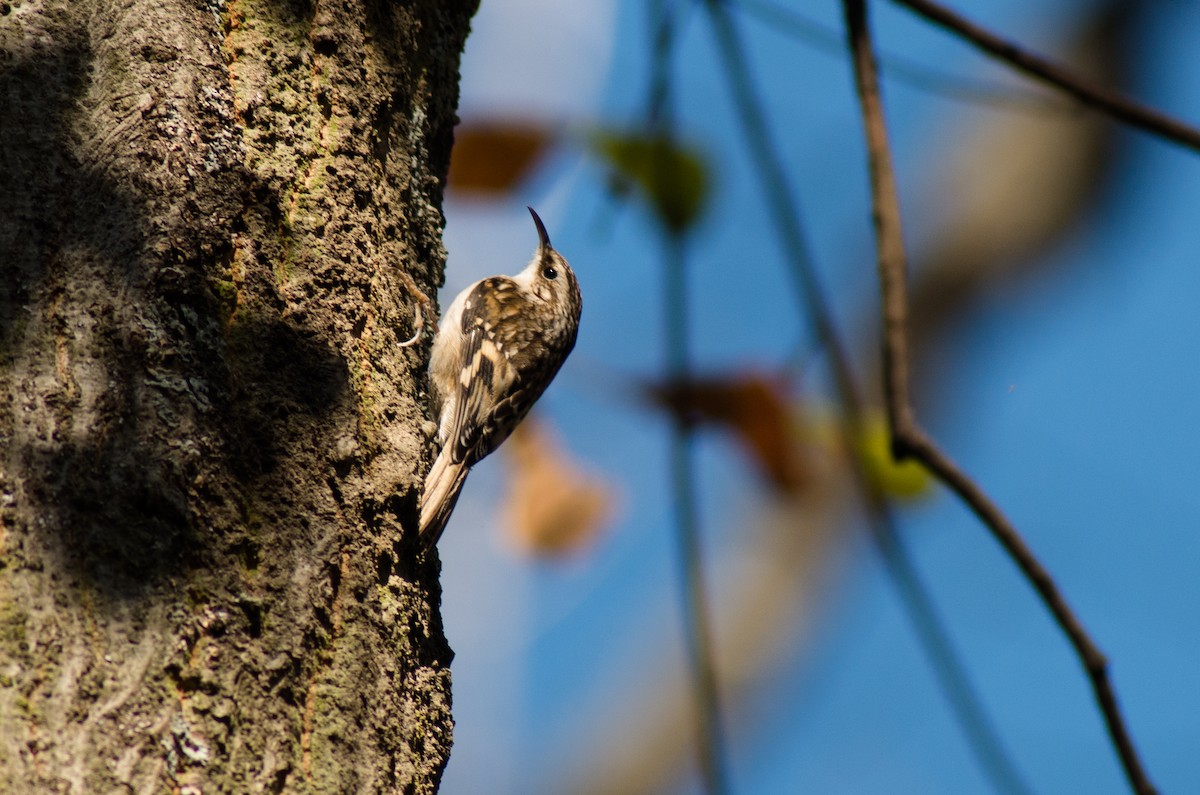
0, 0, 475, 791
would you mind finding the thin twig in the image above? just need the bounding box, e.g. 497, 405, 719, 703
650, 4, 731, 793
891, 0, 1200, 154
841, 2, 1155, 794
701, 2, 1031, 792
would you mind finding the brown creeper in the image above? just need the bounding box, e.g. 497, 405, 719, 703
419, 207, 583, 549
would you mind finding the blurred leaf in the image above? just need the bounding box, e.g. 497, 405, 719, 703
501, 416, 617, 557
643, 371, 811, 494
448, 120, 557, 195
589, 130, 710, 233
852, 413, 933, 501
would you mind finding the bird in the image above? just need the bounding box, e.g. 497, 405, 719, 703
418, 207, 582, 550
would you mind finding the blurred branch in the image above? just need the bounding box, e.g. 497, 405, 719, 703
651, 4, 731, 793
647, 0, 679, 128
841, 2, 1156, 794
664, 234, 731, 795
701, 1, 1031, 792
890, 0, 1200, 153
856, 467, 1033, 795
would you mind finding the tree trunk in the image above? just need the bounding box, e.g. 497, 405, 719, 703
0, 0, 475, 791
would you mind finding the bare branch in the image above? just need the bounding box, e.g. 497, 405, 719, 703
701, 1, 1033, 791
841, 1, 1157, 793
891, 0, 1200, 153
736, 0, 1074, 114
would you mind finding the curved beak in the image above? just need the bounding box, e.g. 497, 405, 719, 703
528, 206, 552, 251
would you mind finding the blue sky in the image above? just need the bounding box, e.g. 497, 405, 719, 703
436, 1, 1200, 793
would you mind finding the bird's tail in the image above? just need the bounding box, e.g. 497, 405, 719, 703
419, 450, 470, 552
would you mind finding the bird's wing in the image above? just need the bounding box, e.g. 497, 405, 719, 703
445, 276, 525, 466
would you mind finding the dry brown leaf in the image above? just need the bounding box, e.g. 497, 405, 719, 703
643, 371, 812, 494
501, 416, 616, 557
447, 120, 557, 195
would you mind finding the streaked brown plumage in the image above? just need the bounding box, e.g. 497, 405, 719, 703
419, 208, 582, 549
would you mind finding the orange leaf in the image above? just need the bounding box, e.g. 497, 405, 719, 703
501, 416, 616, 557
448, 120, 556, 195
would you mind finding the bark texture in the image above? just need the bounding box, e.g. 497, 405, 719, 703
0, 0, 475, 791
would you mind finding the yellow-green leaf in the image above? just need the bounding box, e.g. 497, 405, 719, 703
589, 130, 710, 233
854, 415, 933, 501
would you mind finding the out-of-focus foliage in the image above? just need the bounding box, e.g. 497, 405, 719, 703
589, 130, 711, 233
640, 371, 935, 501
501, 415, 617, 557
445, 123, 712, 237
447, 120, 557, 195
643, 371, 813, 495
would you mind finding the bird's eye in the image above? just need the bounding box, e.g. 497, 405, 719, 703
542, 265, 558, 280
